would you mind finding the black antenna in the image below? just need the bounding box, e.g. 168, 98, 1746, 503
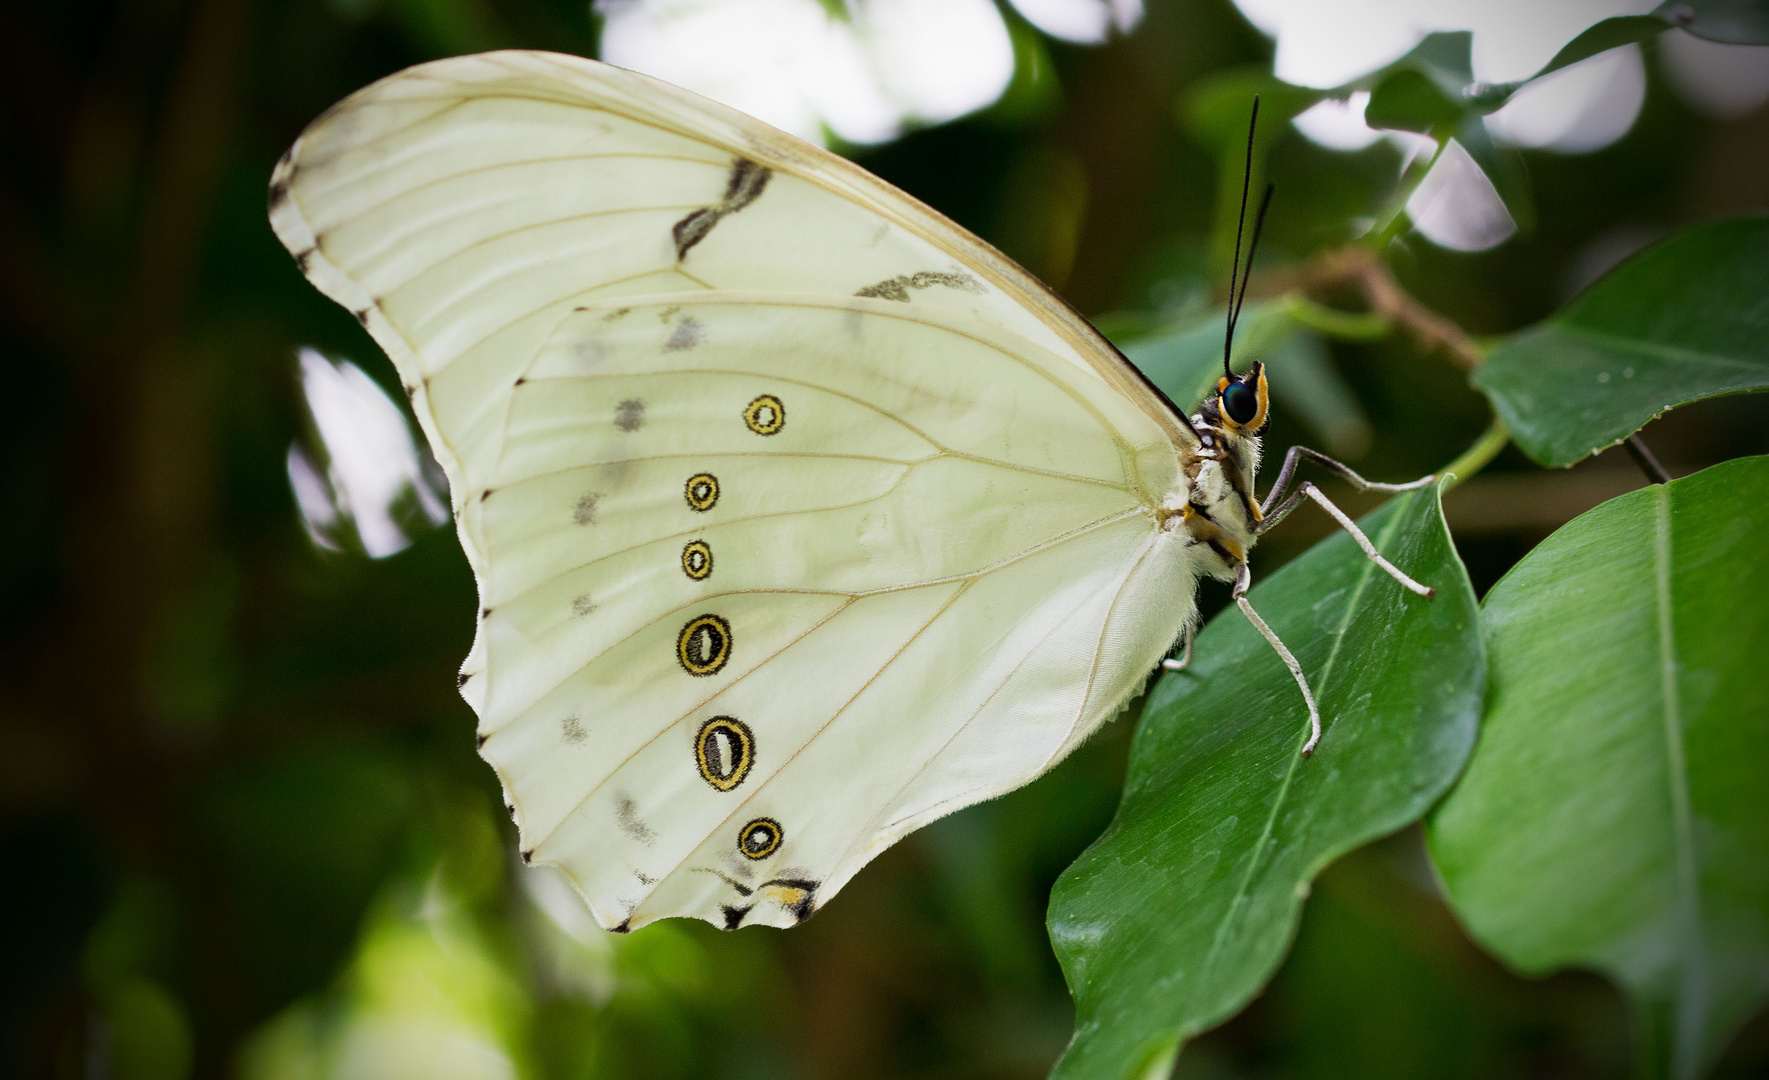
1231, 184, 1275, 344
1223, 97, 1275, 380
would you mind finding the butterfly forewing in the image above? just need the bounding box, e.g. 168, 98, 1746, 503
271, 50, 1198, 929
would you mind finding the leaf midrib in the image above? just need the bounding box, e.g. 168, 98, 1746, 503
1197, 494, 1415, 995
1556, 322, 1769, 373
1654, 484, 1709, 1080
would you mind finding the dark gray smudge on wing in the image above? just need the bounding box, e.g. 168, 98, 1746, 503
615, 795, 658, 845
573, 492, 602, 525
664, 316, 704, 352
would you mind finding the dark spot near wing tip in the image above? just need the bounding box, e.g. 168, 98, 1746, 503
475, 733, 487, 749
505, 802, 516, 821
353, 308, 372, 326
514, 376, 527, 386
672, 158, 772, 261
295, 248, 315, 271
403, 384, 416, 398
481, 607, 493, 619
574, 305, 587, 312
856, 271, 984, 303
457, 672, 471, 687
268, 177, 290, 209
480, 489, 492, 502
521, 849, 533, 864
721, 905, 749, 931
610, 919, 631, 934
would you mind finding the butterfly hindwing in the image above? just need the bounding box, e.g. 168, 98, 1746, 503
270, 50, 1196, 929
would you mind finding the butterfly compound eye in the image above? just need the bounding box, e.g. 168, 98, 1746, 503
1222, 381, 1259, 425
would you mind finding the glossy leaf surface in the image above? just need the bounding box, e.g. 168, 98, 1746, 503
1430, 456, 1769, 1080
1474, 217, 1769, 466
1049, 483, 1482, 1080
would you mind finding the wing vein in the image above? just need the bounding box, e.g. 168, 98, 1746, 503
865, 534, 1156, 849
619, 580, 978, 914
324, 152, 728, 232
523, 595, 863, 852
384, 204, 707, 315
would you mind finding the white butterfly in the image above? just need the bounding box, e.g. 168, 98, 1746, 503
269, 51, 1432, 932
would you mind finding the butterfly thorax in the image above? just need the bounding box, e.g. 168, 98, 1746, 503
1162, 361, 1270, 582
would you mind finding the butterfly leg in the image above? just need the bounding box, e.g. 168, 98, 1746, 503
1259, 445, 1434, 519
1258, 447, 1436, 599
1264, 483, 1435, 598
1161, 621, 1195, 672
1232, 562, 1323, 755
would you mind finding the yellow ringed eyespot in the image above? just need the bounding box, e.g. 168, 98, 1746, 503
677, 614, 731, 676
695, 716, 753, 791
738, 817, 782, 859
682, 539, 712, 580
743, 394, 785, 435
684, 472, 719, 511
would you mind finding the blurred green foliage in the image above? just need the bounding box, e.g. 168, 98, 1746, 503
4, 1, 1769, 1079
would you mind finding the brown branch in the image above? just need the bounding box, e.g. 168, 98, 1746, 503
1306, 246, 1485, 369
1251, 245, 1486, 371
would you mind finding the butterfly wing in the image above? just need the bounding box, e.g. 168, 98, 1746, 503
270, 50, 1197, 930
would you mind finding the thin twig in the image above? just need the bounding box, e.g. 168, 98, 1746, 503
1625, 434, 1673, 484
1438, 415, 1510, 492
1301, 246, 1485, 370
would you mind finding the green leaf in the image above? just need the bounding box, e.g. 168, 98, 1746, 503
1473, 217, 1769, 467
1363, 32, 1474, 135
1469, 5, 1769, 107
1428, 456, 1769, 1080
1364, 68, 1464, 134
1355, 33, 1535, 233
1655, 0, 1769, 45
1181, 68, 1324, 155
1477, 15, 1671, 102
1452, 113, 1534, 235
1264, 328, 1375, 461
1180, 68, 1326, 278
1049, 482, 1483, 1080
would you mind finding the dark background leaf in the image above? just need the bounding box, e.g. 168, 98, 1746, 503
1474, 217, 1769, 466
1049, 483, 1483, 1079
1656, 0, 1769, 44
1430, 456, 1769, 1080
1118, 300, 1296, 409
1363, 32, 1474, 134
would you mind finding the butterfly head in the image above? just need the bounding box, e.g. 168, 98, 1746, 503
1190, 359, 1269, 531
1212, 361, 1269, 435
